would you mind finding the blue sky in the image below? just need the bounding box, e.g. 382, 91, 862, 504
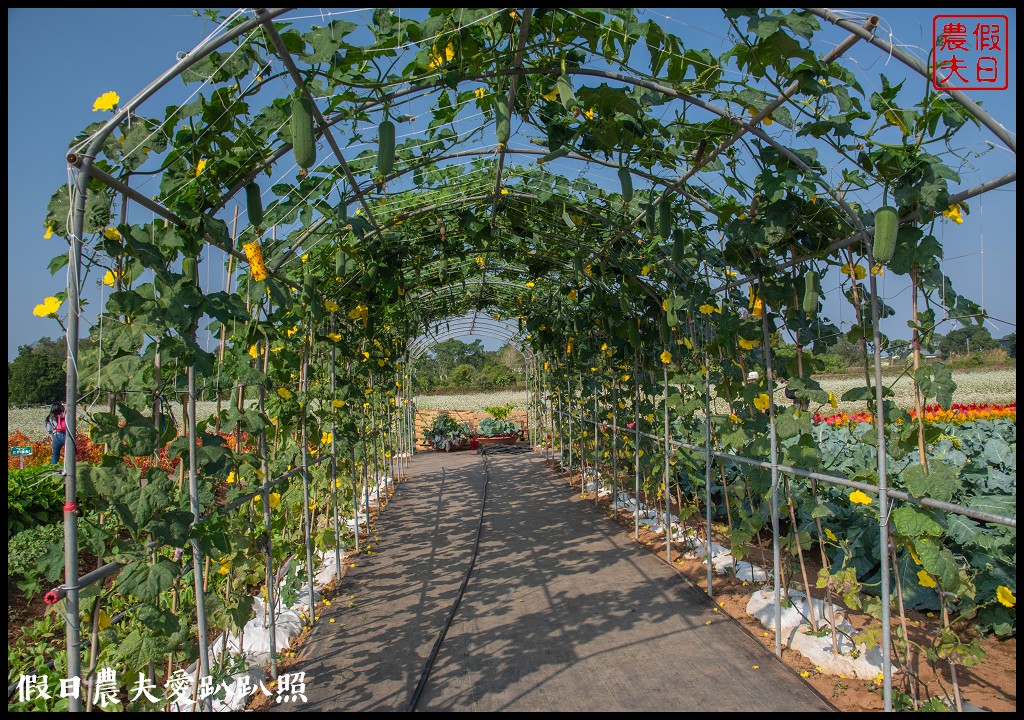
7, 8, 1017, 361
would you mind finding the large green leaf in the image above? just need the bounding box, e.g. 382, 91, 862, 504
892, 506, 943, 537
915, 537, 960, 589
116, 558, 180, 601
901, 460, 959, 503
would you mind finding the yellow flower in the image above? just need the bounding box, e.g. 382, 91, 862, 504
92, 91, 120, 112
268, 492, 281, 509
849, 489, 873, 505
567, 289, 577, 301
641, 265, 650, 276
322, 431, 332, 445
474, 87, 486, 99
662, 298, 669, 312
103, 227, 122, 241
286, 326, 299, 337
331, 399, 345, 408
874, 673, 884, 685
751, 297, 763, 319
43, 225, 54, 240
885, 110, 908, 135
102, 270, 119, 287
728, 413, 743, 424
739, 338, 757, 351
996, 586, 1015, 608
226, 470, 237, 485
349, 304, 369, 325
217, 560, 232, 575
942, 204, 964, 224
753, 393, 770, 411
699, 304, 720, 315
544, 361, 550, 371
500, 188, 509, 195
800, 671, 810, 678
871, 263, 884, 276
324, 300, 339, 312
444, 43, 455, 61
195, 158, 208, 177
829, 391, 838, 409
543, 88, 559, 102
584, 263, 593, 276
327, 332, 342, 342
566, 339, 574, 354
583, 108, 595, 120
248, 344, 260, 358
475, 256, 485, 267
621, 374, 630, 382
97, 610, 111, 631
362, 351, 370, 361
33, 296, 63, 317
660, 350, 672, 365
525, 281, 535, 288
917, 570, 937, 588
824, 528, 837, 542
840, 262, 867, 280
277, 388, 293, 400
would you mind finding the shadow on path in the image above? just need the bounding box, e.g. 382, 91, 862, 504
275, 451, 832, 712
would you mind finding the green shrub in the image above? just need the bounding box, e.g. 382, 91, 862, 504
8, 466, 64, 536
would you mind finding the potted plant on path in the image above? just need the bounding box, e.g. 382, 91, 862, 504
474, 403, 521, 447
423, 414, 472, 452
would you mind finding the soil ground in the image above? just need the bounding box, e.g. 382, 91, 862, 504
563, 462, 1016, 713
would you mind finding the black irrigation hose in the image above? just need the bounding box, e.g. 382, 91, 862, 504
406, 455, 491, 712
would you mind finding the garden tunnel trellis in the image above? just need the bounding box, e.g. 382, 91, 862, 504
42, 7, 1015, 713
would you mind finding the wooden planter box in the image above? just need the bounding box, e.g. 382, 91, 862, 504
433, 439, 472, 452
474, 433, 521, 447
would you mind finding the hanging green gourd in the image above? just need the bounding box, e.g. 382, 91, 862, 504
182, 256, 198, 284
658, 201, 672, 238
378, 118, 396, 177
627, 319, 641, 348
873, 205, 899, 264
802, 270, 820, 317
245, 183, 263, 227
645, 201, 657, 236
538, 146, 569, 164
671, 228, 686, 265
666, 296, 678, 328
618, 167, 633, 202
291, 96, 316, 174
335, 249, 346, 278
495, 93, 510, 149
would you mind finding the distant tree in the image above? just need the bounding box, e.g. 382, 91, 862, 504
449, 363, 476, 387
496, 344, 526, 378
1001, 332, 1016, 359
429, 339, 485, 382
829, 336, 863, 368
8, 337, 67, 407
938, 326, 999, 357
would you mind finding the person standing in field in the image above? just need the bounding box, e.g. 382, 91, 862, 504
45, 402, 67, 465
